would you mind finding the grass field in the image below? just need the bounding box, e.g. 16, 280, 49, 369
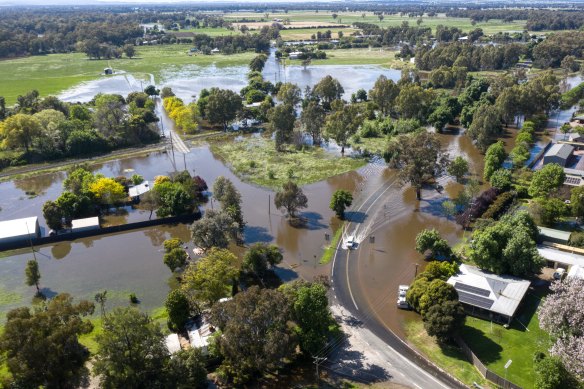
209, 135, 366, 189
279, 27, 358, 41
0, 45, 254, 105
319, 224, 344, 265
177, 27, 238, 36
404, 319, 491, 387
460, 291, 550, 389
288, 48, 406, 69
224, 11, 528, 35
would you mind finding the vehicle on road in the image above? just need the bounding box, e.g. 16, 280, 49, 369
397, 285, 410, 309
344, 235, 357, 250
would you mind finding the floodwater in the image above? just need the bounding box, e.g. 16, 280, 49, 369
59, 48, 401, 103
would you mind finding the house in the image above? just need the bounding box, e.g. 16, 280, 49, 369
104, 68, 113, 75
0, 217, 40, 245
71, 217, 100, 233
538, 226, 572, 245
543, 143, 574, 167
187, 315, 216, 355
538, 246, 584, 269
165, 333, 182, 354
129, 181, 151, 200
211, 48, 220, 54
288, 51, 303, 60
447, 264, 531, 324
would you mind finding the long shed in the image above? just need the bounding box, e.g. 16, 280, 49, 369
0, 217, 40, 245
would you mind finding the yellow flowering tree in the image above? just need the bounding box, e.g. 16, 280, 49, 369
88, 178, 127, 205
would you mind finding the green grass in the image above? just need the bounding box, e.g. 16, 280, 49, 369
288, 48, 406, 69
224, 11, 528, 35
320, 224, 344, 264
404, 319, 491, 387
461, 291, 550, 389
209, 135, 366, 190
177, 27, 238, 36
0, 44, 255, 105
350, 135, 390, 155
279, 27, 358, 41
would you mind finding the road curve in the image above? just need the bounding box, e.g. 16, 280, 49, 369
330, 178, 468, 389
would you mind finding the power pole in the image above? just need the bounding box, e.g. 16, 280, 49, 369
268, 194, 271, 215
312, 356, 326, 382
414, 263, 419, 278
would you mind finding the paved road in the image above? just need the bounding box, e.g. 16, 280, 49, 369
329, 178, 467, 389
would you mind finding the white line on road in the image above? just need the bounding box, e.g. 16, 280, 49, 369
346, 250, 359, 310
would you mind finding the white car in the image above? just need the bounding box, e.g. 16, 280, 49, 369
344, 236, 356, 250
397, 285, 410, 309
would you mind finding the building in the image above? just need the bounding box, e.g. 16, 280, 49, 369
288, 51, 303, 60
447, 264, 531, 324
165, 333, 182, 354
543, 143, 574, 167
538, 246, 584, 269
538, 226, 572, 245
128, 181, 151, 200
0, 217, 40, 245
568, 264, 584, 280
71, 217, 100, 232
211, 48, 220, 54
187, 315, 216, 355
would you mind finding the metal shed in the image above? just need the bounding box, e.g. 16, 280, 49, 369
543, 143, 574, 167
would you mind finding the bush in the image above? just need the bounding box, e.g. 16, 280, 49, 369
455, 187, 500, 226
129, 293, 139, 304
490, 169, 513, 191
569, 232, 584, 248
482, 191, 515, 220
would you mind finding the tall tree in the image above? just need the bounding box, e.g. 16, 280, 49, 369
529, 163, 566, 198
312, 75, 344, 109
323, 103, 364, 154
274, 181, 308, 218
268, 103, 296, 151
190, 210, 238, 251
165, 289, 191, 331
93, 307, 168, 389
164, 348, 208, 389
0, 113, 42, 152
300, 100, 325, 146
483, 141, 507, 181
447, 156, 469, 182
209, 286, 294, 384
467, 103, 503, 152
0, 294, 94, 389
330, 189, 353, 219
206, 88, 243, 130
395, 83, 434, 121
213, 176, 245, 237
181, 248, 238, 309
24, 260, 42, 297
385, 132, 449, 200
276, 83, 302, 106
423, 300, 466, 343
368, 75, 400, 116
242, 243, 283, 277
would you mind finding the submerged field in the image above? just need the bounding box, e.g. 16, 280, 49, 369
0, 45, 254, 105
210, 135, 366, 189
289, 48, 405, 69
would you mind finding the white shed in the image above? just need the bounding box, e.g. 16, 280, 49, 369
0, 217, 40, 245
71, 217, 100, 232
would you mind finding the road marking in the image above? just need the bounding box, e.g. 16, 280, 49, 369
346, 250, 359, 310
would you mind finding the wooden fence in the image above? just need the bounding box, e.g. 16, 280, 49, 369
456, 337, 522, 389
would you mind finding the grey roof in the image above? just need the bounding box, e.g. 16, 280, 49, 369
545, 143, 574, 160
538, 226, 572, 242
447, 264, 530, 318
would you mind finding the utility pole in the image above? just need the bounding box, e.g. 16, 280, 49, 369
312, 356, 326, 382
414, 263, 419, 278
25, 222, 37, 262
268, 194, 271, 215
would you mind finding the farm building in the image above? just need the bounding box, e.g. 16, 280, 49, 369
187, 315, 216, 355
71, 217, 100, 232
288, 51, 303, 60
129, 181, 151, 200
537, 226, 572, 245
447, 264, 530, 324
0, 217, 40, 245
543, 143, 574, 167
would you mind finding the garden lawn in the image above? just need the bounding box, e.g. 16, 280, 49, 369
320, 224, 344, 265
350, 135, 390, 155
0, 44, 254, 105
460, 291, 550, 389
210, 135, 366, 190
404, 319, 490, 388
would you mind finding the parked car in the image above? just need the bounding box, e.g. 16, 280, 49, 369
553, 268, 566, 280
397, 285, 410, 309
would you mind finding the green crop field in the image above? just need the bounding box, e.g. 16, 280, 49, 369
177, 27, 238, 36
287, 48, 406, 68
224, 11, 528, 35
279, 27, 358, 41
0, 45, 254, 105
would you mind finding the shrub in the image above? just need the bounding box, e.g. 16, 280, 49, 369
129, 293, 139, 304
482, 191, 515, 220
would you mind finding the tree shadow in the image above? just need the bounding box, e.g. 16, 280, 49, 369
272, 266, 299, 283
295, 211, 328, 230
244, 226, 274, 244
419, 197, 450, 218
460, 325, 503, 364
343, 211, 368, 224
39, 287, 59, 299
327, 347, 392, 383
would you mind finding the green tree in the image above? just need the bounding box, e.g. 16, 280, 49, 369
242, 243, 283, 276
42, 200, 63, 231
164, 348, 208, 389
300, 100, 326, 146
123, 44, 135, 58
164, 248, 187, 272
275, 181, 308, 218
312, 75, 344, 108
276, 83, 302, 106
24, 260, 41, 297
0, 113, 42, 152
190, 210, 238, 251
534, 355, 579, 389
181, 248, 238, 309
467, 103, 503, 152
483, 141, 507, 181
406, 277, 430, 313
93, 307, 168, 389
529, 163, 566, 198
0, 294, 94, 389
529, 197, 568, 227
212, 176, 244, 236
330, 189, 353, 219
153, 181, 194, 217
324, 103, 364, 154
144, 85, 160, 98
395, 83, 434, 121
368, 75, 400, 116
165, 289, 191, 331
385, 132, 449, 200
423, 300, 466, 343
206, 88, 243, 130
249, 54, 268, 72
419, 279, 458, 317
209, 286, 294, 384
447, 156, 469, 183
490, 168, 513, 191
571, 186, 584, 217
415, 228, 452, 260
268, 103, 296, 151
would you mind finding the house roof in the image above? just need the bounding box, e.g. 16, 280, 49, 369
538, 226, 572, 243
447, 264, 530, 318
187, 316, 216, 350
0, 217, 38, 240
129, 181, 151, 198
71, 217, 100, 229
545, 143, 574, 160
538, 246, 584, 267
165, 333, 182, 354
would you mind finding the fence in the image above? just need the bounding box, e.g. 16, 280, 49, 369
0, 211, 201, 252
456, 337, 522, 389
